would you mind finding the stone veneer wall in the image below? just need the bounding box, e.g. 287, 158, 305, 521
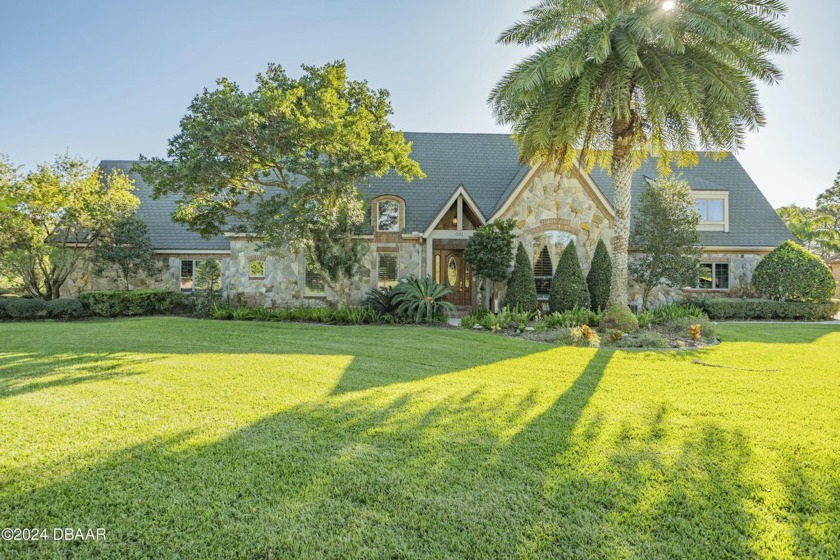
495, 169, 614, 305
627, 252, 763, 309
501, 169, 614, 270
225, 238, 423, 307
829, 261, 840, 298
61, 252, 182, 297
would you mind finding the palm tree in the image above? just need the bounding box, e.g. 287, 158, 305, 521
777, 205, 840, 258
490, 0, 797, 307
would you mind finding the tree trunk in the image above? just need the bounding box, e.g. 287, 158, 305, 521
608, 122, 634, 308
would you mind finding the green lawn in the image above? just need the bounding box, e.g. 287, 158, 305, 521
1, 319, 838, 559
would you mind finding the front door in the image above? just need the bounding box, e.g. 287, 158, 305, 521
434, 249, 472, 306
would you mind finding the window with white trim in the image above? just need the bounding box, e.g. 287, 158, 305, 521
377, 253, 398, 288
692, 192, 729, 231
697, 263, 729, 290
304, 258, 325, 297
377, 199, 400, 232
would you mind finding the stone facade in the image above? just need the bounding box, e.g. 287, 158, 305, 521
60, 166, 774, 310
627, 252, 764, 309
828, 259, 840, 298
500, 169, 614, 273
225, 237, 423, 307
62, 252, 179, 297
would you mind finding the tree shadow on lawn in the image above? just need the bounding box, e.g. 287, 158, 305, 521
0, 320, 549, 400
0, 352, 162, 399
777, 453, 840, 557
1, 346, 806, 559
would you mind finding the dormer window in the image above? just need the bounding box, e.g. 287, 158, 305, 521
373, 196, 404, 233
692, 191, 729, 232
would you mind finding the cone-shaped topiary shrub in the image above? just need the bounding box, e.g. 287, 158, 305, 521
505, 243, 538, 312
549, 240, 591, 313
586, 239, 612, 311
752, 241, 836, 302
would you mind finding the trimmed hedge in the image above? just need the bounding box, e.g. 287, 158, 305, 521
0, 298, 47, 319
45, 298, 88, 319
549, 241, 590, 313
505, 243, 538, 312
586, 239, 612, 311
694, 297, 840, 321
752, 241, 836, 302
79, 290, 189, 317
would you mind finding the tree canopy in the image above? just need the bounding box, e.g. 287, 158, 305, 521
777, 171, 840, 258
629, 177, 700, 309
490, 0, 796, 307
0, 155, 138, 299
464, 219, 516, 309
93, 214, 160, 290
137, 61, 424, 304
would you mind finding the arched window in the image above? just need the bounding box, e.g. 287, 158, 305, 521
534, 246, 553, 298
377, 199, 400, 232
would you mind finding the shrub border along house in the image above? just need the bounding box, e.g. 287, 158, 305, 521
693, 297, 840, 321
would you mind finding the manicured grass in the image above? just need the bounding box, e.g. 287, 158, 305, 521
1, 318, 838, 559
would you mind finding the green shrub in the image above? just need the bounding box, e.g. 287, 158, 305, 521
460, 307, 492, 329
601, 304, 640, 333
551, 327, 574, 345
210, 303, 234, 320
693, 297, 840, 321
510, 306, 535, 332
3, 298, 47, 319
364, 286, 400, 316
637, 310, 654, 329
505, 243, 538, 312
45, 299, 87, 319
752, 241, 836, 302
460, 315, 479, 329
647, 303, 704, 325
392, 276, 454, 323
613, 331, 670, 349
79, 290, 189, 317
191, 290, 224, 318
549, 241, 590, 313
586, 239, 612, 311
544, 305, 601, 328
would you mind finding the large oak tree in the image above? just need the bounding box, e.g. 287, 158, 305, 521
137, 61, 424, 305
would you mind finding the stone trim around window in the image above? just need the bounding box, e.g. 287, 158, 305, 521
248, 259, 265, 279
372, 195, 405, 234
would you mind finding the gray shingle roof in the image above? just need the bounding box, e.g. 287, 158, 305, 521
360, 132, 525, 232
101, 132, 793, 251
99, 161, 230, 251
588, 154, 795, 247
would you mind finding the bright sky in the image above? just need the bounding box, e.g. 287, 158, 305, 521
1, 0, 837, 208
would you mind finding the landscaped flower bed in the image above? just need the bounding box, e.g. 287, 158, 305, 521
461, 303, 718, 349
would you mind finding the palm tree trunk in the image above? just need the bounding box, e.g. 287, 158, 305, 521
608, 123, 634, 308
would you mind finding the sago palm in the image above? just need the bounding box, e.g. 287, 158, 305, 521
490, 0, 797, 307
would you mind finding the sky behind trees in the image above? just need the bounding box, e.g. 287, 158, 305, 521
1, 0, 837, 207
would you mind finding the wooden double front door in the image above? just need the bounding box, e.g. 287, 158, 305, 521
434, 248, 473, 307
